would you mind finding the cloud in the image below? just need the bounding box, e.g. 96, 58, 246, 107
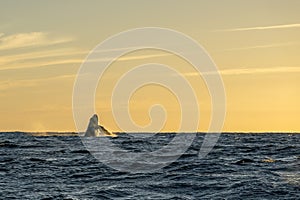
223, 42, 299, 51
216, 23, 300, 32
0, 31, 171, 71
181, 66, 300, 76
0, 58, 84, 71
0, 52, 171, 71
0, 48, 87, 66
0, 32, 73, 50
108, 52, 171, 62
219, 66, 300, 75
0, 74, 75, 91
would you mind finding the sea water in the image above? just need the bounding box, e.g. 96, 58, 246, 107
0, 132, 299, 199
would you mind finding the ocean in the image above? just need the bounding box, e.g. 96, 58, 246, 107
0, 132, 299, 199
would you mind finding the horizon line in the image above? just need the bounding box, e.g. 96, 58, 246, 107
1, 131, 300, 134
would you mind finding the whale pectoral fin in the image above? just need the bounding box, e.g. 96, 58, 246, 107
98, 125, 110, 135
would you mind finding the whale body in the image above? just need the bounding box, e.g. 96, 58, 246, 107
84, 114, 115, 137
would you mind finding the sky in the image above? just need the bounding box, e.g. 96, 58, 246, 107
0, 0, 299, 132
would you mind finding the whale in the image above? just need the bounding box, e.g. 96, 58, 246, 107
84, 114, 116, 137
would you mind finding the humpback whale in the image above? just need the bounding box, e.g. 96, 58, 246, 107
84, 114, 116, 137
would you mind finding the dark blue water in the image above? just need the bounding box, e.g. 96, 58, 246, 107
0, 132, 299, 199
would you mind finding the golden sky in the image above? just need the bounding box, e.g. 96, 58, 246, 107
0, 1, 299, 132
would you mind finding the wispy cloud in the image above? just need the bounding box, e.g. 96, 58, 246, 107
223, 42, 300, 51
220, 66, 300, 75
216, 23, 300, 32
0, 32, 73, 50
181, 66, 300, 76
0, 59, 84, 71
81, 52, 171, 63
0, 52, 171, 71
0, 48, 87, 66
0, 74, 75, 91
111, 52, 170, 61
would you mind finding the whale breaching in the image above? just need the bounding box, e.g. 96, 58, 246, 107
84, 114, 116, 137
